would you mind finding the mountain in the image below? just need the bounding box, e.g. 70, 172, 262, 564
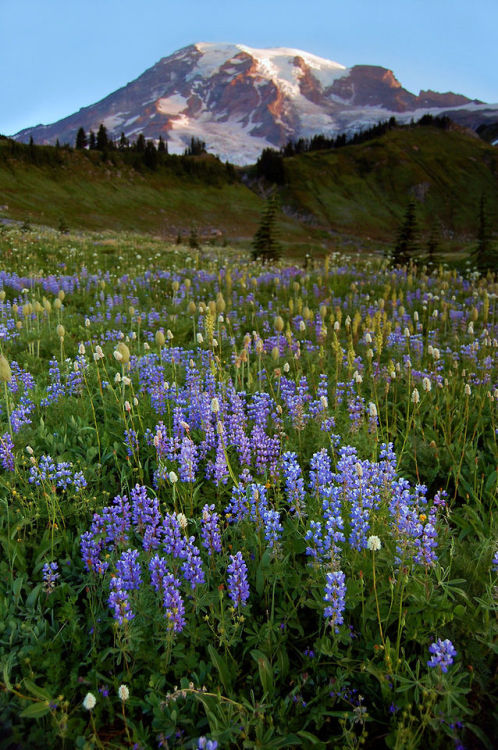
13, 42, 498, 164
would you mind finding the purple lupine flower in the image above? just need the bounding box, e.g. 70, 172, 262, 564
29, 455, 86, 491
131, 484, 160, 534
124, 428, 138, 458
281, 451, 306, 515
247, 391, 274, 428
308, 449, 333, 495
8, 361, 35, 394
162, 572, 186, 632
108, 578, 134, 624
492, 550, 498, 573
80, 529, 108, 574
73, 470, 87, 491
115, 549, 142, 591
103, 495, 131, 546
208, 434, 229, 486
161, 513, 186, 558
179, 436, 198, 482
416, 519, 438, 566
227, 551, 250, 608
40, 359, 65, 405
322, 486, 345, 557
224, 469, 254, 522
251, 424, 281, 477
10, 396, 35, 432
305, 520, 325, 559
200, 504, 222, 555
245, 482, 268, 525
149, 554, 169, 592
324, 570, 346, 633
66, 355, 87, 396
427, 639, 457, 673
261, 508, 283, 549
42, 561, 60, 593
0, 432, 14, 471
309, 373, 329, 417
181, 537, 205, 589
53, 461, 73, 489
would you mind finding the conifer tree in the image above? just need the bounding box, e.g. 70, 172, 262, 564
88, 130, 96, 150
135, 133, 146, 152
256, 148, 285, 184
96, 124, 108, 150
158, 135, 167, 153
472, 195, 495, 273
390, 201, 420, 266
252, 193, 282, 263
75, 127, 87, 149
118, 132, 129, 150
189, 227, 200, 249
185, 137, 206, 156
426, 221, 442, 270
143, 140, 158, 169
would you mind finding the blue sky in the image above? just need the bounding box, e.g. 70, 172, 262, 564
1, 0, 497, 136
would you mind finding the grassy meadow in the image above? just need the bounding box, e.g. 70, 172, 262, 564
0, 225, 496, 749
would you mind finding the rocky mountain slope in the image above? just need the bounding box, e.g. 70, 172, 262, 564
14, 42, 498, 163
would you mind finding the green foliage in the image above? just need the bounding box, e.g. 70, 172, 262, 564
252, 193, 282, 262
472, 194, 496, 274
276, 127, 498, 243
75, 127, 87, 150
390, 200, 420, 266
256, 148, 285, 184
96, 123, 109, 151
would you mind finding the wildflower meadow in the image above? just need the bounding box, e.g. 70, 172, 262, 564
0, 227, 496, 749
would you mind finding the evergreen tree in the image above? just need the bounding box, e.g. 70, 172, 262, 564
118, 132, 129, 150
391, 201, 420, 266
185, 137, 206, 156
188, 227, 200, 249
143, 140, 158, 169
75, 127, 87, 150
472, 195, 496, 273
135, 133, 146, 152
158, 135, 167, 153
426, 221, 441, 270
88, 130, 96, 150
251, 193, 282, 263
256, 148, 285, 184
28, 136, 37, 163
96, 124, 108, 150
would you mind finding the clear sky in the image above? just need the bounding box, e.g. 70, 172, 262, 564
1, 0, 497, 136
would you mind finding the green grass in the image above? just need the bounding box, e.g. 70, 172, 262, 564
0, 144, 322, 254
279, 126, 498, 243
2, 127, 497, 260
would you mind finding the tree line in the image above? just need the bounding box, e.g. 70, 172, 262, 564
75, 125, 209, 166
256, 115, 453, 183
0, 133, 237, 185
390, 196, 495, 273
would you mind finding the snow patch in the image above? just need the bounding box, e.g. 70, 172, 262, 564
102, 114, 124, 131
167, 109, 273, 164
157, 94, 189, 115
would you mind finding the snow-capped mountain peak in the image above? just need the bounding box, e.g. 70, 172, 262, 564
14, 42, 497, 164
